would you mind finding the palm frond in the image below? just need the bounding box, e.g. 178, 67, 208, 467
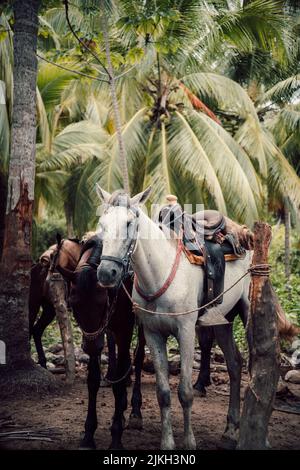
215, 0, 291, 59
168, 111, 227, 212
260, 74, 300, 104
182, 72, 257, 120
36, 86, 51, 149
263, 131, 300, 218
52, 120, 108, 152
235, 114, 268, 176
89, 107, 147, 193
185, 110, 259, 223
37, 61, 79, 113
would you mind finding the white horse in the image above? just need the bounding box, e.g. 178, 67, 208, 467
96, 186, 251, 450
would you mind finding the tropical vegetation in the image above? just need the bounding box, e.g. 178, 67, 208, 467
0, 0, 299, 378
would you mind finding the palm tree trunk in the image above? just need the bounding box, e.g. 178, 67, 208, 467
100, 0, 130, 195
284, 199, 292, 300
0, 171, 7, 259
0, 0, 56, 394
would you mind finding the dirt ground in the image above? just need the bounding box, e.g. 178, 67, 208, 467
0, 367, 299, 451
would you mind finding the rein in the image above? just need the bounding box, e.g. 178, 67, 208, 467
122, 264, 271, 317
134, 238, 183, 302
79, 294, 118, 341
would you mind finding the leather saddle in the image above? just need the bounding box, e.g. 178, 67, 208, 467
192, 209, 225, 238
158, 203, 252, 309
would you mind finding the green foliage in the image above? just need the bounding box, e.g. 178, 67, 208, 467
233, 316, 247, 351
269, 225, 300, 327
233, 224, 300, 352
31, 317, 83, 360
32, 213, 67, 261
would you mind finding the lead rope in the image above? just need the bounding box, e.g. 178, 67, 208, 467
121, 264, 271, 317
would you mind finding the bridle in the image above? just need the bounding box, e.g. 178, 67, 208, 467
99, 207, 139, 278
82, 208, 139, 342
77, 223, 138, 342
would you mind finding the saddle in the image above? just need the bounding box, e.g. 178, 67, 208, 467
158, 196, 253, 307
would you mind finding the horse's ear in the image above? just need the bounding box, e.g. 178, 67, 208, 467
130, 186, 152, 207
56, 233, 62, 246
96, 184, 111, 203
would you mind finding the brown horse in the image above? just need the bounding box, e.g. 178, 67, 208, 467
29, 239, 81, 370
29, 234, 116, 385
51, 234, 146, 449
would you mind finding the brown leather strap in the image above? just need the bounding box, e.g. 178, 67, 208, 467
134, 239, 183, 302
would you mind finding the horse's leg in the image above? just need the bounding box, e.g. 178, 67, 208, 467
32, 301, 56, 368
29, 297, 40, 337
128, 324, 145, 429
178, 326, 197, 450
106, 331, 117, 381
144, 328, 175, 450
238, 296, 249, 328
214, 323, 242, 449
109, 335, 131, 450
194, 325, 214, 397
80, 353, 101, 449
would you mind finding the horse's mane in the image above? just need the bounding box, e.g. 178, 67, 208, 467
68, 237, 81, 244
108, 190, 131, 207
77, 235, 103, 296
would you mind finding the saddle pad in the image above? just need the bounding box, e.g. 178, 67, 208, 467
182, 245, 243, 266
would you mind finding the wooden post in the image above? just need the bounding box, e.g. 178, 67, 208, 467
47, 273, 76, 385
238, 222, 280, 449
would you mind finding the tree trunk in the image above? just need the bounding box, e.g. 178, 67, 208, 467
0, 171, 7, 260
238, 222, 280, 449
0, 0, 57, 395
46, 273, 75, 385
284, 200, 291, 300
100, 0, 130, 195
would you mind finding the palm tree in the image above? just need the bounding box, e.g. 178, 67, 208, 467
84, 0, 300, 225
30, 0, 299, 227
0, 11, 13, 257
0, 0, 56, 393
263, 76, 300, 292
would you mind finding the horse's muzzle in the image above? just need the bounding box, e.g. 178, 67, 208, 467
97, 260, 122, 288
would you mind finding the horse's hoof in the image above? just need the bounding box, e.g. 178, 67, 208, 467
193, 386, 206, 397
128, 414, 143, 430
183, 436, 197, 450
79, 435, 96, 450
218, 435, 237, 450
100, 377, 112, 387
161, 443, 176, 451
108, 442, 124, 450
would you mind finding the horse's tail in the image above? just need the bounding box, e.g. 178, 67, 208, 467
272, 286, 300, 341
276, 302, 300, 342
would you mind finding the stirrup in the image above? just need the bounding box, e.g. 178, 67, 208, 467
197, 306, 229, 326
